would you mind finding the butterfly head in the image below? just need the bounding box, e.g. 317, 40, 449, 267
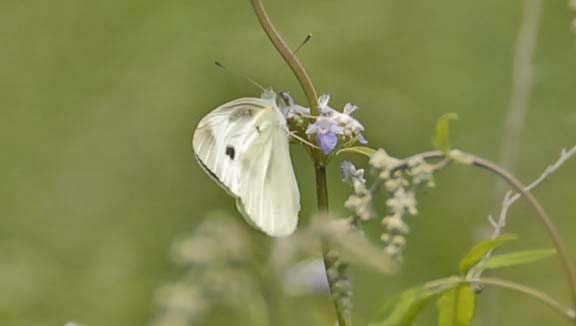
260, 88, 277, 103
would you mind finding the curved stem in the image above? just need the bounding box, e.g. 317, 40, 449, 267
249, 0, 319, 114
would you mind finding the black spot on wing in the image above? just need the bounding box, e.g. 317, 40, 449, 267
225, 146, 235, 160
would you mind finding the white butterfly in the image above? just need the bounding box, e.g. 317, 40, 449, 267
192, 90, 300, 237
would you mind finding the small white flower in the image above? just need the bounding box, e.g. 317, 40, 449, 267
385, 244, 400, 257
370, 149, 401, 171
391, 235, 407, 247
317, 95, 368, 143
408, 157, 436, 187
382, 214, 410, 234
384, 176, 407, 193
380, 233, 390, 243
386, 188, 418, 216
341, 161, 373, 221
345, 193, 373, 221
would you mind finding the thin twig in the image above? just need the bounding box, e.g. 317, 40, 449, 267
470, 146, 576, 282
492, 145, 576, 238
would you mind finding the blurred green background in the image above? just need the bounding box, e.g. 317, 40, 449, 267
1, 0, 575, 325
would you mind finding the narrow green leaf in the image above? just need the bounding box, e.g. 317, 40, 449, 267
336, 146, 376, 157
433, 113, 458, 151
372, 277, 461, 326
458, 234, 518, 274
437, 285, 475, 326
377, 287, 432, 326
483, 249, 556, 270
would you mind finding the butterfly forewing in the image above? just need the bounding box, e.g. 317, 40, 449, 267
192, 97, 300, 237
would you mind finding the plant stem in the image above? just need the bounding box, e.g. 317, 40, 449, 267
249, 0, 319, 115
315, 164, 329, 211
316, 163, 350, 326
249, 1, 349, 325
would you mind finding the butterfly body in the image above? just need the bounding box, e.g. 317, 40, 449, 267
193, 92, 300, 237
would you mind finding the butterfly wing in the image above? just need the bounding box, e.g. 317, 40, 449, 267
192, 97, 300, 237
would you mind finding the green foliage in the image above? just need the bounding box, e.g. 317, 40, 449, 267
372, 277, 462, 326
374, 235, 557, 326
458, 234, 518, 274
336, 146, 377, 157
483, 249, 556, 270
433, 113, 459, 151
436, 285, 475, 326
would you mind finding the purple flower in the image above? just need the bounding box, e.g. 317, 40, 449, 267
316, 95, 368, 145
306, 116, 344, 154
340, 161, 365, 185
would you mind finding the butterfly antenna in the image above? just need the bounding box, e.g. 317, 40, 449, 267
292, 33, 312, 56
214, 61, 266, 91
272, 33, 313, 82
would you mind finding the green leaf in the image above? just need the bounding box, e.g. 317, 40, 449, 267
458, 234, 518, 274
376, 287, 432, 326
483, 249, 556, 270
372, 277, 461, 326
336, 146, 376, 157
433, 113, 458, 151
437, 285, 476, 326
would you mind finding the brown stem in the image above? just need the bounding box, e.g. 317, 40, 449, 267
249, 0, 319, 115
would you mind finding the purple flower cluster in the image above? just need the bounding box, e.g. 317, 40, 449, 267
306, 94, 367, 154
